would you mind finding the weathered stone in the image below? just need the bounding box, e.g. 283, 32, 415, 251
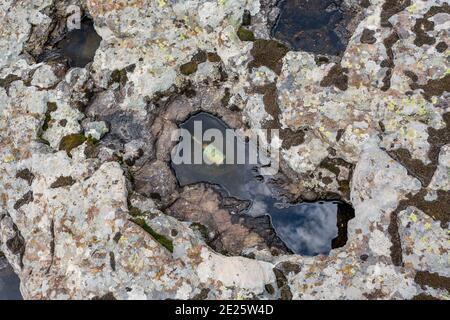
0, 0, 448, 301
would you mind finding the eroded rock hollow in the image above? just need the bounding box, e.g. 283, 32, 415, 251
0, 0, 449, 300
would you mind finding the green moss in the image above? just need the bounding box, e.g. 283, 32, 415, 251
126, 170, 135, 185
59, 133, 87, 154
42, 102, 57, 131
180, 61, 198, 75
128, 205, 143, 217
237, 26, 255, 41
109, 68, 128, 86
131, 218, 174, 253
319, 158, 341, 176
207, 52, 221, 63
86, 136, 99, 146
83, 136, 99, 158
190, 222, 209, 240
0, 74, 21, 88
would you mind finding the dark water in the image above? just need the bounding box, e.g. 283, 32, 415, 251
0, 257, 22, 300
58, 19, 102, 68
271, 0, 347, 56
171, 113, 354, 256
172, 113, 257, 198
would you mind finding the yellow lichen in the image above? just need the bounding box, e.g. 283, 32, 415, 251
417, 106, 427, 116
407, 3, 417, 14
2, 154, 15, 163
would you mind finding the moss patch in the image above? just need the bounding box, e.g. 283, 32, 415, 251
0, 74, 21, 89
131, 217, 174, 253
108, 68, 128, 87
59, 133, 87, 154
237, 26, 255, 42
128, 205, 143, 217
13, 191, 33, 210
42, 102, 57, 132
190, 222, 209, 240
180, 51, 208, 76
180, 61, 198, 75
207, 52, 221, 63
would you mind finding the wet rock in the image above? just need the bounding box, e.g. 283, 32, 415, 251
302, 190, 317, 202
134, 160, 178, 205
167, 184, 277, 256
57, 19, 102, 68
1, 0, 449, 301
272, 0, 363, 56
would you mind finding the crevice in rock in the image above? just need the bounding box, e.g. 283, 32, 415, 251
46, 219, 55, 274
33, 6, 102, 69
388, 210, 403, 267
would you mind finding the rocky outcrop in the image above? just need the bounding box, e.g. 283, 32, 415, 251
0, 0, 448, 299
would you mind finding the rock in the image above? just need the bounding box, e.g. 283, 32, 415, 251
0, 0, 449, 300
83, 121, 109, 141
302, 190, 318, 202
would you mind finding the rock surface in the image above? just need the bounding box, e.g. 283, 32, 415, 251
0, 0, 448, 299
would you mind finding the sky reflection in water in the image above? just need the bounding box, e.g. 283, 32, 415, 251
172, 113, 349, 256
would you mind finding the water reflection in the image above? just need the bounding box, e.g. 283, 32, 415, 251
172, 112, 257, 199
171, 112, 354, 256
0, 257, 22, 300
271, 0, 347, 56
58, 18, 102, 68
